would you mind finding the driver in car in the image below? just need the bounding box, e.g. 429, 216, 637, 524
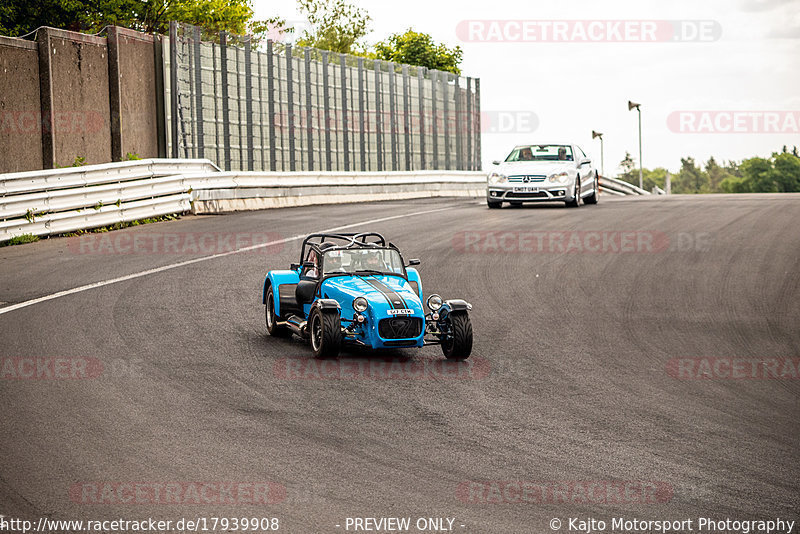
304, 250, 319, 278
362, 251, 388, 272
304, 243, 335, 278
519, 147, 534, 161
325, 251, 345, 273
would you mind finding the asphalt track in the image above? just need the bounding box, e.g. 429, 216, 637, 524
1, 194, 799, 533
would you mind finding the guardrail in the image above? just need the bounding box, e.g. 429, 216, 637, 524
1, 161, 660, 243
0, 159, 220, 196
598, 175, 651, 196
0, 159, 218, 242
0, 160, 485, 242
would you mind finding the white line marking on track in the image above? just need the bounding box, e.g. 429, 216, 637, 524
0, 206, 455, 316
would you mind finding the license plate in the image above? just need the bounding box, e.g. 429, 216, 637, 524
388, 309, 413, 316
513, 186, 539, 192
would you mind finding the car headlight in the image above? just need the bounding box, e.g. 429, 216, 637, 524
353, 297, 368, 313
488, 172, 508, 184
548, 172, 569, 183
426, 294, 443, 311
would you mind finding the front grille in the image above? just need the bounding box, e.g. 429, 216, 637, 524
506, 191, 549, 199
378, 317, 423, 339
508, 175, 546, 183
383, 340, 418, 347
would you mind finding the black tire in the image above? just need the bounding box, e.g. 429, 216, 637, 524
309, 307, 342, 360
565, 177, 581, 208
509, 201, 523, 207
265, 285, 290, 337
441, 312, 473, 361
584, 173, 599, 205
487, 199, 503, 209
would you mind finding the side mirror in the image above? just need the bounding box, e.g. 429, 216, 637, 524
407, 259, 421, 266
290, 263, 300, 271
492, 160, 500, 165
579, 157, 591, 166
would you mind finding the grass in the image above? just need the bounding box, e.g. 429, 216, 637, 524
2, 214, 183, 246
59, 213, 182, 236
1, 234, 40, 247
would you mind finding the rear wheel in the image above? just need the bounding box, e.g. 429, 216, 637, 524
441, 312, 473, 361
266, 285, 290, 337
487, 199, 503, 209
584, 173, 599, 205
309, 307, 342, 359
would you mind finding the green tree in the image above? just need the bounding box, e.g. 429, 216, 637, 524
618, 151, 637, 183
295, 0, 371, 55
0, 0, 83, 35
641, 167, 669, 192
0, 0, 285, 39
721, 152, 800, 193
719, 174, 750, 193
705, 157, 725, 192
739, 157, 776, 192
671, 157, 709, 194
375, 29, 463, 74
772, 152, 800, 192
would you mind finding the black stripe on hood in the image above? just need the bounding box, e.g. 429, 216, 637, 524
361, 277, 408, 310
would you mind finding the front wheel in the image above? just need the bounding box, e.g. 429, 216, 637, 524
584, 173, 599, 205
487, 199, 503, 209
441, 312, 473, 361
309, 307, 342, 359
266, 285, 290, 337
565, 177, 581, 208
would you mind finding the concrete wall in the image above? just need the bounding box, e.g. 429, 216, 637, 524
0, 37, 43, 173
0, 26, 163, 174
114, 28, 160, 159
46, 29, 112, 168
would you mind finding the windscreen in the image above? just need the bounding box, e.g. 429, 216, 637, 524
322, 248, 406, 276
505, 145, 573, 162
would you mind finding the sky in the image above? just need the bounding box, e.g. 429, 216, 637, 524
255, 0, 800, 174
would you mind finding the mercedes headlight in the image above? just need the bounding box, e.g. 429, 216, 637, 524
488, 172, 508, 184
548, 172, 569, 183
353, 297, 368, 313
426, 294, 443, 311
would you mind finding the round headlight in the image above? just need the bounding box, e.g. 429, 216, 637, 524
488, 172, 507, 184
353, 297, 368, 313
426, 294, 443, 311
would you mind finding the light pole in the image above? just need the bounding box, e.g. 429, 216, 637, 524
628, 101, 643, 189
591, 130, 604, 177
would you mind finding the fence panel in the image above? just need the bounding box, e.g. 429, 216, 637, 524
165, 22, 481, 172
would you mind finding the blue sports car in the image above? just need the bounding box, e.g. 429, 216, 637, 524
262, 232, 473, 360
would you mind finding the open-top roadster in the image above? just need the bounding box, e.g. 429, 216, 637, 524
262, 232, 473, 360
